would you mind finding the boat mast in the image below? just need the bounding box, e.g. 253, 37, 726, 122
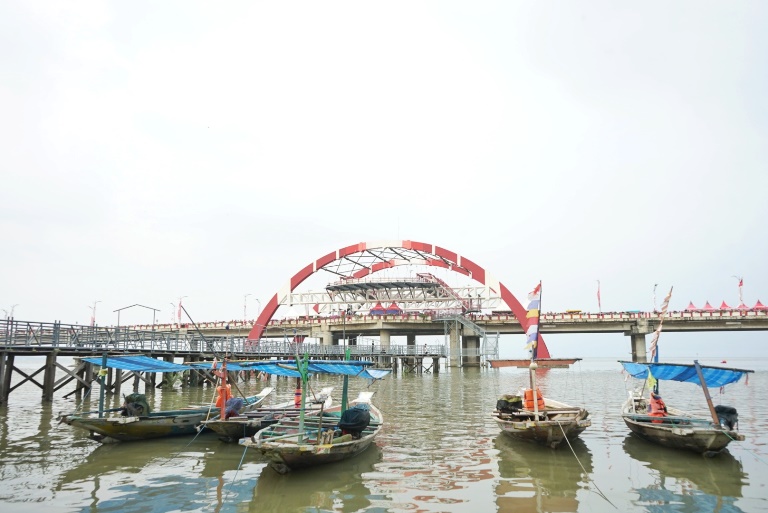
693, 360, 724, 428
529, 281, 542, 417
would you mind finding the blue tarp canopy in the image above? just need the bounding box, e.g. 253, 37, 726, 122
619, 361, 753, 388
194, 359, 391, 380
82, 355, 191, 372
83, 355, 392, 380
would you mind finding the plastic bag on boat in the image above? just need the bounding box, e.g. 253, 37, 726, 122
715, 405, 738, 430
122, 393, 151, 416
224, 397, 245, 419
338, 404, 371, 438
496, 394, 523, 413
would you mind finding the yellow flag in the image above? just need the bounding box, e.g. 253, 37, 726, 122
646, 369, 657, 391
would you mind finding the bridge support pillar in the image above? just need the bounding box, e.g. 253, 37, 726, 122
631, 333, 647, 363
380, 330, 391, 349
42, 350, 57, 402
319, 331, 332, 346
463, 336, 481, 367
449, 325, 461, 368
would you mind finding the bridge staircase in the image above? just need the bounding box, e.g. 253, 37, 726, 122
433, 313, 500, 362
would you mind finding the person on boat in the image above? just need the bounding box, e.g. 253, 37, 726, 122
648, 391, 668, 423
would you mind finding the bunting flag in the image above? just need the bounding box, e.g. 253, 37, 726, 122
649, 286, 673, 362
524, 282, 542, 357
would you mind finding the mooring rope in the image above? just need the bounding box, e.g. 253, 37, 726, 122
558, 422, 617, 509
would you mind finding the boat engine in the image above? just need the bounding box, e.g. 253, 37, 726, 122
714, 405, 739, 430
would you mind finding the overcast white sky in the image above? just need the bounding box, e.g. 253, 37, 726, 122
2, 2, 767, 358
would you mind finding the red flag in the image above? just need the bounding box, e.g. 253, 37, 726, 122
312, 304, 320, 314
597, 280, 602, 312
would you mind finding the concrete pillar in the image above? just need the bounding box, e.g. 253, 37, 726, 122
380, 330, 391, 348
319, 331, 333, 346
631, 333, 647, 362
449, 324, 461, 368
432, 357, 441, 373
463, 336, 481, 367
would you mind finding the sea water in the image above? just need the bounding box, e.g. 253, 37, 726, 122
0, 357, 766, 512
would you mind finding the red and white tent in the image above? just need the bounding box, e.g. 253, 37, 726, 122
719, 301, 732, 310
685, 301, 699, 311
736, 303, 750, 311
702, 301, 716, 312
753, 300, 768, 311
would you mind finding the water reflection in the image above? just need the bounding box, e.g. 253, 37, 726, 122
251, 443, 382, 512
623, 434, 747, 512
494, 433, 593, 512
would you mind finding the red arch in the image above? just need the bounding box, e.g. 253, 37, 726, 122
247, 240, 550, 358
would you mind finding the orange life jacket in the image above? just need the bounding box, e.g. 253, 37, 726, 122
215, 384, 232, 407
648, 395, 667, 423
523, 388, 545, 410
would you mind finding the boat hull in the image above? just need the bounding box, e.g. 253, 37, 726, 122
61, 410, 209, 442
622, 416, 743, 455
241, 399, 384, 473
492, 399, 591, 449
59, 389, 273, 443
488, 358, 581, 369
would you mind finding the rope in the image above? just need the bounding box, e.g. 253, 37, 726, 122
558, 422, 617, 509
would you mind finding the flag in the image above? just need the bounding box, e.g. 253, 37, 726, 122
649, 286, 673, 362
312, 304, 320, 314
646, 369, 657, 391
738, 277, 744, 304
525, 282, 541, 356
597, 280, 602, 313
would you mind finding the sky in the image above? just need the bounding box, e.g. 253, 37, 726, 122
2, 2, 767, 358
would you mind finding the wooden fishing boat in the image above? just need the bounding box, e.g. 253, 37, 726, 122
238, 358, 389, 473
58, 355, 273, 443
199, 386, 334, 443
59, 386, 274, 443
491, 282, 591, 449
619, 286, 753, 456
488, 358, 581, 369
620, 360, 752, 455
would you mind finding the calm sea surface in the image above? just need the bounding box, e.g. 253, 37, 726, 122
1, 357, 767, 513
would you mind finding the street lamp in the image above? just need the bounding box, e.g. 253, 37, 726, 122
244, 293, 252, 323
114, 304, 160, 329
169, 303, 176, 327
89, 300, 102, 326
177, 296, 188, 327
3, 304, 19, 320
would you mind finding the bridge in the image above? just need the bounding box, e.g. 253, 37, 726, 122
4, 239, 767, 404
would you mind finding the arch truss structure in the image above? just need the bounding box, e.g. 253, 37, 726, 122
247, 240, 550, 358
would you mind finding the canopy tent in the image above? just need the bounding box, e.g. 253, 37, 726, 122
719, 301, 732, 310
736, 303, 750, 311
369, 302, 386, 315
225, 359, 391, 381
753, 300, 768, 311
685, 301, 699, 311
619, 361, 753, 388
702, 301, 716, 312
385, 302, 402, 314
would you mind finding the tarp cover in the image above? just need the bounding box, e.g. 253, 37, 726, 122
82, 355, 191, 372
619, 361, 753, 388
197, 359, 391, 380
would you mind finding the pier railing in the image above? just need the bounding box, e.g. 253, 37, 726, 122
0, 319, 448, 358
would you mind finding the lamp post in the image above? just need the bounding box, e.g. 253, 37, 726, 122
244, 293, 252, 323
89, 300, 102, 327
177, 296, 188, 327
114, 304, 160, 330
3, 304, 19, 320
170, 303, 177, 327
255, 298, 261, 318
